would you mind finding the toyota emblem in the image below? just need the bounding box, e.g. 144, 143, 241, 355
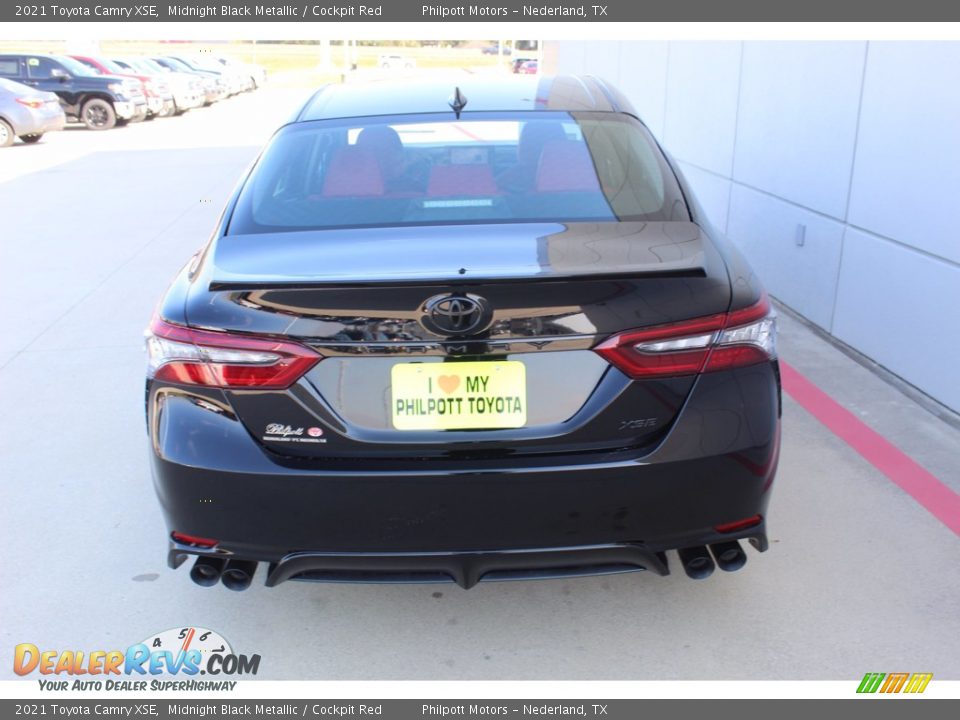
421, 294, 492, 337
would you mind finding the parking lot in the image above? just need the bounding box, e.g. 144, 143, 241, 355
2, 85, 959, 681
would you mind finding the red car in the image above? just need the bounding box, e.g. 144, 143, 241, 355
517, 60, 538, 75
511, 57, 538, 74
70, 55, 173, 119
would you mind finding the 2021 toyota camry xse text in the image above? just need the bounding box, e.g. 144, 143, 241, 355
145, 76, 781, 591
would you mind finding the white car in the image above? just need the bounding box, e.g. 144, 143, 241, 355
378, 55, 416, 70
112, 57, 204, 115
211, 55, 266, 90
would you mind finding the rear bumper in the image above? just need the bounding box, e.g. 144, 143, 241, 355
17, 110, 65, 136
149, 362, 781, 586
174, 91, 202, 109
114, 100, 138, 120
171, 527, 768, 589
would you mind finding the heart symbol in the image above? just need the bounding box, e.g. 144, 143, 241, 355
437, 375, 460, 394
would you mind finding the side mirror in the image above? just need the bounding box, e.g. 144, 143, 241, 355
50, 68, 70, 81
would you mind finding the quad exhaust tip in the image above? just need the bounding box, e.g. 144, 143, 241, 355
221, 559, 258, 591
709, 540, 747, 572
678, 539, 748, 579
188, 556, 259, 590
189, 556, 226, 587
677, 545, 715, 580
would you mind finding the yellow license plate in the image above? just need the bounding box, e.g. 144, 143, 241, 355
391, 361, 527, 430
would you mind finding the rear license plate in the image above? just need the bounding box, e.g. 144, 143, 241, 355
391, 361, 526, 430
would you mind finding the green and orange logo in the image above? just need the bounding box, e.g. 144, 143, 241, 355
857, 672, 932, 694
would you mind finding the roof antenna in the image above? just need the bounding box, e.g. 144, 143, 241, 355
448, 87, 468, 118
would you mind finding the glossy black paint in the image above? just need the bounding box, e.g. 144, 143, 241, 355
191, 222, 728, 341
146, 76, 781, 587
151, 362, 777, 556
298, 76, 606, 121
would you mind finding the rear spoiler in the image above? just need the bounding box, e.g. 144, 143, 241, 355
208, 221, 712, 291
209, 267, 706, 292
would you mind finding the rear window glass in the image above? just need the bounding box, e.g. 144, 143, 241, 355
97, 58, 129, 75
0, 59, 20, 77
155, 57, 191, 73
56, 56, 99, 77
228, 111, 689, 234
0, 78, 25, 91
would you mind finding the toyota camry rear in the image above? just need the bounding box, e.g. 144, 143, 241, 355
145, 76, 780, 591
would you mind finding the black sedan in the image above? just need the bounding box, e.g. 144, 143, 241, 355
145, 76, 780, 591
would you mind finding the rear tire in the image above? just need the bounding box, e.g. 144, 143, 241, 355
0, 119, 13, 147
81, 98, 116, 130
20, 134, 43, 144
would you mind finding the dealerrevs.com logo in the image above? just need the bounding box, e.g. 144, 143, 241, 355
14, 627, 260, 691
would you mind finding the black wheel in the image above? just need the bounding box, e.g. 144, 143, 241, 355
81, 98, 116, 130
0, 119, 13, 147
20, 134, 43, 144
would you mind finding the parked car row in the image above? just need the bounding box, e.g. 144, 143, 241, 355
0, 51, 266, 144
481, 43, 512, 55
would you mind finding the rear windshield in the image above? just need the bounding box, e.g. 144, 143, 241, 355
130, 58, 164, 74
155, 57, 192, 73
96, 58, 130, 75
0, 77, 27, 92
228, 111, 689, 234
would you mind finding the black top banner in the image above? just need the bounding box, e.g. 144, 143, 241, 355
4, 0, 958, 22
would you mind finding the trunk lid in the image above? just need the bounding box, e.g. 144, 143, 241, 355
187, 221, 731, 459
210, 221, 710, 289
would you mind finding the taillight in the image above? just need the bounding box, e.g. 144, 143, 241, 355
145, 317, 320, 389
171, 532, 218, 548
714, 515, 763, 534
594, 294, 776, 379
15, 97, 44, 109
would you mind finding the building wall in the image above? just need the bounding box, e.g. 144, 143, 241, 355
545, 41, 960, 413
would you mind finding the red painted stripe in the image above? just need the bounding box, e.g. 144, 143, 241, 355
780, 360, 960, 537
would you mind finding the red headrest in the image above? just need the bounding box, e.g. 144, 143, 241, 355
322, 146, 384, 197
